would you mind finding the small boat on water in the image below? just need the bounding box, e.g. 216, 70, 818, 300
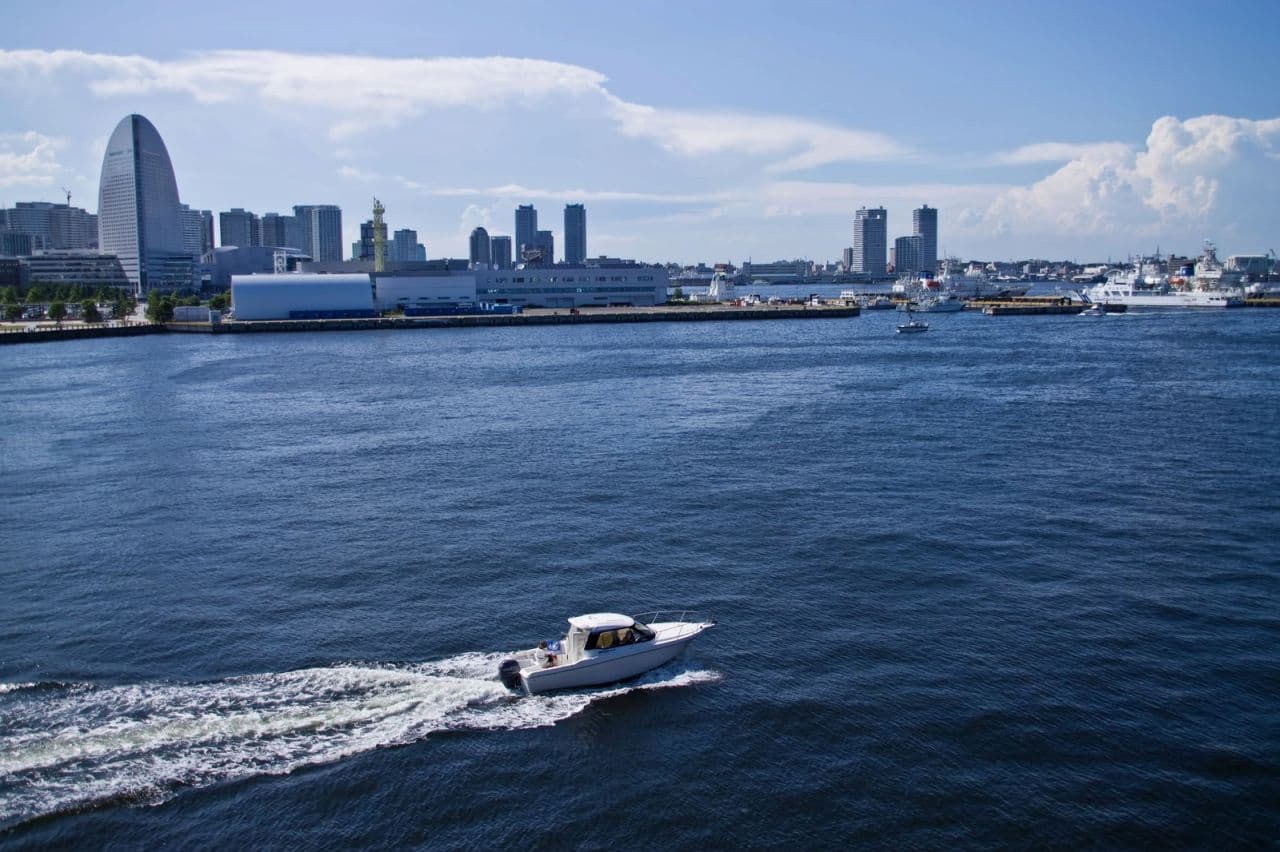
896, 308, 929, 334
1078, 303, 1106, 317
498, 611, 715, 694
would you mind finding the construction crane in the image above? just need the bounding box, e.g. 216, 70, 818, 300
372, 197, 386, 273
62, 187, 71, 206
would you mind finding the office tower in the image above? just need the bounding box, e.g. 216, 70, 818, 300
97, 113, 190, 293
1, 202, 98, 251
291, 204, 343, 260
199, 209, 214, 255
357, 220, 373, 260
841, 247, 855, 272
563, 203, 586, 265
535, 230, 554, 265
894, 235, 922, 277
469, 226, 491, 267
293, 204, 343, 262
490, 235, 513, 270
913, 204, 938, 275
178, 205, 207, 257
515, 204, 537, 258
392, 228, 421, 262
852, 207, 888, 275
219, 208, 260, 248
260, 212, 292, 248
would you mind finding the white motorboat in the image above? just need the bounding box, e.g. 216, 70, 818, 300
1078, 303, 1106, 317
896, 308, 929, 334
498, 611, 715, 694
910, 291, 965, 313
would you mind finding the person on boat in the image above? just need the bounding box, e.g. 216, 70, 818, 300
538, 639, 561, 667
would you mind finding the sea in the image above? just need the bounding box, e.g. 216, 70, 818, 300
1, 307, 1277, 848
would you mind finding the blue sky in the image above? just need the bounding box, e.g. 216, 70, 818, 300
3, 0, 1278, 264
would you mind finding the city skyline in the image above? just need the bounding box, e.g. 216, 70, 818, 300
2, 1, 1278, 264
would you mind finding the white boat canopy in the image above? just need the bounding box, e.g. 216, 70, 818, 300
568, 613, 635, 630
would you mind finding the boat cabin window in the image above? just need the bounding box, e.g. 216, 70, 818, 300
585, 623, 655, 651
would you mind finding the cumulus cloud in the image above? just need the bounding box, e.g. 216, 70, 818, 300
983, 115, 1280, 241
0, 131, 63, 188
0, 48, 907, 170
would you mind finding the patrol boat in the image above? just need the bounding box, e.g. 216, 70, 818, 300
498, 611, 715, 694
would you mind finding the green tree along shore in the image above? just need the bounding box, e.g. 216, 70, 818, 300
3, 281, 232, 323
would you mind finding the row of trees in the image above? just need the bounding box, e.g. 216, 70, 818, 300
1, 283, 136, 305
2, 299, 104, 324
2, 281, 230, 324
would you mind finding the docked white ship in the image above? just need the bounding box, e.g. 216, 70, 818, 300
1083, 243, 1244, 309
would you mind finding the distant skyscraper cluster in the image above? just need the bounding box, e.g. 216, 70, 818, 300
474, 202, 586, 268
845, 203, 938, 278
0, 202, 98, 254
214, 204, 347, 263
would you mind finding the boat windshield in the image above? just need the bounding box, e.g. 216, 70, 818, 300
585, 623, 655, 651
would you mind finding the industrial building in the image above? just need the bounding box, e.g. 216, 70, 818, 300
475, 265, 668, 308
231, 273, 376, 320
375, 273, 476, 312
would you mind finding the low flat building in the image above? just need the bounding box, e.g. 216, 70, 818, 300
19, 252, 131, 290
231, 273, 376, 320
374, 272, 476, 312
475, 265, 668, 308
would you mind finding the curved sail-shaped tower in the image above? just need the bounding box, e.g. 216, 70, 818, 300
97, 114, 188, 294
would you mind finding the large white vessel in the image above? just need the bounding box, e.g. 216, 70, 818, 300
1083, 243, 1244, 308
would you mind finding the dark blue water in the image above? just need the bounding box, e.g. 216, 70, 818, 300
2, 309, 1278, 848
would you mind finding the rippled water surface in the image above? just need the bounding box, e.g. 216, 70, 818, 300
2, 309, 1278, 847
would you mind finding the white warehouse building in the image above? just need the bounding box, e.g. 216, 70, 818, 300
231, 273, 376, 320
375, 273, 476, 312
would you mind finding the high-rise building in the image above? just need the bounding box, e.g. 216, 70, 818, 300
260, 212, 294, 249
913, 204, 938, 275
841, 247, 855, 272
179, 205, 209, 258
219, 208, 260, 248
852, 207, 888, 275
490, 235, 513, 270
515, 204, 537, 258
199, 209, 214, 255
1, 202, 98, 251
356, 218, 387, 261
293, 204, 343, 262
894, 235, 922, 277
563, 203, 586, 265
469, 226, 491, 267
97, 113, 191, 293
534, 230, 554, 265
392, 229, 422, 262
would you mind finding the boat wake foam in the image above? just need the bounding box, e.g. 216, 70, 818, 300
0, 652, 719, 828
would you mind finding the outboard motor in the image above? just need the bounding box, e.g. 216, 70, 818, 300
498, 659, 524, 692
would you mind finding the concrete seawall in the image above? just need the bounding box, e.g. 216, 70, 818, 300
167, 304, 861, 334
0, 323, 166, 345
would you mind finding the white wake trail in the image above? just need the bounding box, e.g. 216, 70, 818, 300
0, 653, 718, 827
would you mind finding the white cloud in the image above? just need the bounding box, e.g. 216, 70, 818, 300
0, 131, 63, 188
605, 98, 907, 170
336, 166, 725, 205
983, 115, 1280, 240
0, 48, 908, 170
992, 141, 1131, 165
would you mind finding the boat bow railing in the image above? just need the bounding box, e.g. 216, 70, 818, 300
631, 610, 716, 639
